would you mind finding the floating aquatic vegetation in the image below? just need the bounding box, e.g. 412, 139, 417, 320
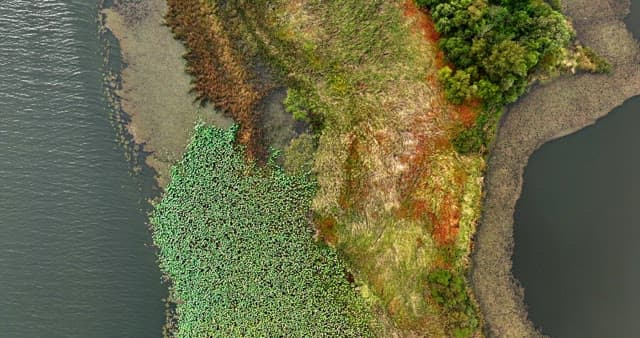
151, 124, 374, 337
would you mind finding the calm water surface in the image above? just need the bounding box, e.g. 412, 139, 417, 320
0, 1, 165, 336
513, 3, 640, 336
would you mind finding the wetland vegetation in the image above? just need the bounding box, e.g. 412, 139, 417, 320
140, 0, 615, 336
151, 125, 373, 337
418, 0, 609, 153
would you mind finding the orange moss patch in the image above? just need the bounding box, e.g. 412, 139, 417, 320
403, 1, 440, 43
395, 196, 436, 226
455, 99, 481, 127
432, 194, 461, 246
165, 0, 269, 160
434, 50, 447, 69
410, 199, 429, 221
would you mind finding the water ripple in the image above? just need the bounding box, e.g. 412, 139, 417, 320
0, 1, 165, 337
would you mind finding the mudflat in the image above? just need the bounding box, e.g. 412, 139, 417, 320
102, 0, 231, 187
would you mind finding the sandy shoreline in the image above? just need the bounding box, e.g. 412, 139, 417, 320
471, 0, 640, 336
100, 0, 232, 188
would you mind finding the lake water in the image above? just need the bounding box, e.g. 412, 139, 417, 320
512, 3, 640, 336
0, 1, 165, 337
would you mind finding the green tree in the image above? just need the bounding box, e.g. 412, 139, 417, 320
417, 0, 585, 151
440, 67, 475, 104
476, 79, 501, 103
483, 40, 528, 79
440, 37, 473, 67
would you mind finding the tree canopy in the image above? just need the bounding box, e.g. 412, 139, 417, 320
417, 0, 574, 106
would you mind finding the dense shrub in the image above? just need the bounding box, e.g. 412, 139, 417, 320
451, 107, 500, 154
417, 0, 578, 154
427, 269, 480, 338
151, 125, 373, 337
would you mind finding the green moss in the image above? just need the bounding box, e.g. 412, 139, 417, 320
151, 125, 374, 337
283, 133, 316, 175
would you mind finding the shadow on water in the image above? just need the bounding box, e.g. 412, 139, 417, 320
513, 5, 640, 335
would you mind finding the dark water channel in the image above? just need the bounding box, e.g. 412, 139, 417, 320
512, 3, 640, 336
0, 1, 165, 337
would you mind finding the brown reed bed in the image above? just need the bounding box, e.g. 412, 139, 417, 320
165, 0, 271, 160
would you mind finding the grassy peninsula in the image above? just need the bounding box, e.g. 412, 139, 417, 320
145, 0, 602, 336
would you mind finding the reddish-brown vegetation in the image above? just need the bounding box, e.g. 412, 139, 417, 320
401, 3, 479, 250
433, 194, 460, 245
315, 215, 338, 245
403, 1, 440, 43
165, 0, 268, 160
455, 99, 480, 127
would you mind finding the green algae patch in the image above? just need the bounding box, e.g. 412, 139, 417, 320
151, 125, 374, 337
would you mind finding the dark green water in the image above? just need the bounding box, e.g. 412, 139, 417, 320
0, 1, 165, 337
513, 4, 640, 336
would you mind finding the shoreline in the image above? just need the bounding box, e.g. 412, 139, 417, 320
471, 0, 640, 336
99, 0, 639, 335
100, 0, 232, 188
102, 0, 485, 335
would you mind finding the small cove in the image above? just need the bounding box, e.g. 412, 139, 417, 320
512, 2, 640, 335
513, 95, 640, 337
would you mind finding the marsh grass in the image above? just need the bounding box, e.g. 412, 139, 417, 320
165, 0, 271, 160
166, 0, 486, 335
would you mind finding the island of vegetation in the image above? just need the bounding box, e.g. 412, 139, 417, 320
103, 0, 630, 336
